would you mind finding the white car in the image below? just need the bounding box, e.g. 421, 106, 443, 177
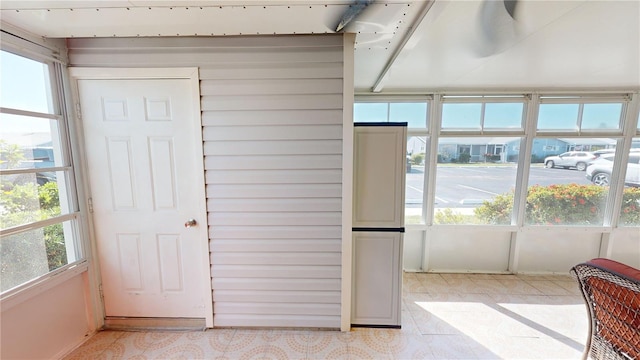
544, 151, 596, 171
586, 153, 640, 187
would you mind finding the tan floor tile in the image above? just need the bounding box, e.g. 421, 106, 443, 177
266, 336, 308, 358
551, 280, 582, 295
387, 334, 434, 360
421, 334, 480, 359
495, 279, 544, 295
63, 273, 590, 360
126, 331, 185, 353
95, 335, 146, 360
221, 330, 275, 359
525, 280, 573, 295
306, 332, 349, 359
64, 331, 125, 360
348, 343, 391, 359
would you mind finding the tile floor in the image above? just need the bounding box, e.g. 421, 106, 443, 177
64, 273, 588, 359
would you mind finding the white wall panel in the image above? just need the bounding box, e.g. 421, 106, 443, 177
206, 169, 342, 184
427, 228, 511, 272
69, 34, 344, 329
200, 79, 342, 96
403, 230, 423, 271
607, 228, 640, 268
211, 239, 341, 253
204, 154, 342, 170
517, 230, 601, 273
199, 62, 343, 80
202, 110, 343, 126
201, 94, 343, 111
202, 125, 342, 141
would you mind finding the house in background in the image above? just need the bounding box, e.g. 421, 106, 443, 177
1, 1, 639, 359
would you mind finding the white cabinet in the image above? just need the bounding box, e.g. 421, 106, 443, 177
351, 231, 403, 326
351, 124, 406, 327
353, 125, 406, 228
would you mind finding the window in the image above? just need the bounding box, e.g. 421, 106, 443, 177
538, 100, 624, 131
582, 103, 622, 130
355, 94, 636, 229
354, 101, 428, 128
619, 139, 640, 227
406, 136, 427, 224
354, 100, 429, 224
441, 99, 526, 131
0, 50, 81, 293
434, 137, 521, 224
442, 103, 482, 129
538, 104, 579, 131
526, 138, 612, 226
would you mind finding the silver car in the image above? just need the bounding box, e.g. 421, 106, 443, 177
586, 153, 640, 187
544, 151, 596, 171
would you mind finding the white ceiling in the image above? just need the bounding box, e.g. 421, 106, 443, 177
1, 0, 639, 93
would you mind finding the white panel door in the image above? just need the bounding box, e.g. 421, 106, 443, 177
353, 125, 407, 228
78, 78, 209, 319
351, 232, 402, 326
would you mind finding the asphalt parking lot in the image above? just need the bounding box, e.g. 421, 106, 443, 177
406, 165, 593, 208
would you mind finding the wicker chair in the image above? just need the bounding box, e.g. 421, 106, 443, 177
571, 258, 640, 360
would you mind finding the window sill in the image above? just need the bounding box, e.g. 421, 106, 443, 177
0, 260, 89, 312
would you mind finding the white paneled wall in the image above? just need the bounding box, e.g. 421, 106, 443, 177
68, 34, 344, 328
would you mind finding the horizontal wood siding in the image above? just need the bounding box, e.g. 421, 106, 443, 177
69, 35, 344, 329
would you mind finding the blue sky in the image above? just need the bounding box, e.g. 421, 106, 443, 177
1, 50, 53, 134
356, 101, 624, 131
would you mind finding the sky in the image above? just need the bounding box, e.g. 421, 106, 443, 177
1, 50, 54, 136
355, 101, 625, 131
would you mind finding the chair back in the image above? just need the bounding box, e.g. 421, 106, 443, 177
571, 258, 640, 360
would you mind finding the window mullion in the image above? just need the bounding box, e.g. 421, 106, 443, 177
0, 213, 78, 237
0, 166, 72, 175
0, 107, 61, 120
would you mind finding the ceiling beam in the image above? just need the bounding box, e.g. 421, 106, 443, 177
371, 0, 436, 93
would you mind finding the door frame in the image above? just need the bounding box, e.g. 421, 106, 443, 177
68, 67, 213, 328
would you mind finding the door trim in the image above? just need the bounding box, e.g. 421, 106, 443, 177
68, 67, 213, 328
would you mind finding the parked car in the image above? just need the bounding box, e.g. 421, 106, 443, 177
592, 148, 640, 160
544, 151, 596, 171
586, 153, 640, 187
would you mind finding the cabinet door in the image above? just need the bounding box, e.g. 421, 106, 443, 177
351, 232, 402, 326
353, 126, 407, 228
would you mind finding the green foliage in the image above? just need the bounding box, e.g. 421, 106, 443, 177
0, 139, 25, 168
620, 187, 640, 226
458, 153, 471, 163
474, 191, 514, 225
525, 184, 606, 225
434, 208, 479, 225
473, 184, 640, 226
411, 153, 425, 165
0, 180, 67, 289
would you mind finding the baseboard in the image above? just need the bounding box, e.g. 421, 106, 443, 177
103, 317, 206, 331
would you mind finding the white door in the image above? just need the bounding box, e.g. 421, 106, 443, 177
75, 73, 211, 322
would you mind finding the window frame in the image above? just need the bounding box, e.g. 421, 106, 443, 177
354, 92, 639, 229
0, 47, 85, 297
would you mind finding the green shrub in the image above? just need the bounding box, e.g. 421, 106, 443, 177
434, 208, 479, 224
525, 184, 606, 225
411, 153, 425, 165
474, 184, 640, 226
458, 153, 471, 163
474, 191, 514, 225
0, 180, 67, 287
620, 187, 640, 226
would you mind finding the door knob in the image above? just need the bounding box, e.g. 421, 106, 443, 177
184, 219, 197, 228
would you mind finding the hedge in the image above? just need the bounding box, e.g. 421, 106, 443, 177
472, 184, 640, 226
